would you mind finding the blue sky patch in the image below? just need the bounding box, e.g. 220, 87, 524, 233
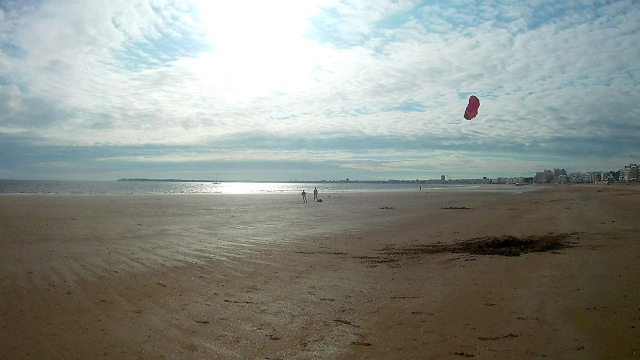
383, 101, 427, 113
1, 43, 25, 58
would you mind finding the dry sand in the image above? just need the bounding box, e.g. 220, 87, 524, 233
1, 184, 639, 359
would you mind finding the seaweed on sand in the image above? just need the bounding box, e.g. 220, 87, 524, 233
380, 233, 576, 259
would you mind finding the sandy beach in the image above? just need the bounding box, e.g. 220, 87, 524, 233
1, 185, 639, 359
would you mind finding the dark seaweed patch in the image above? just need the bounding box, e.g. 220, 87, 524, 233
382, 233, 576, 258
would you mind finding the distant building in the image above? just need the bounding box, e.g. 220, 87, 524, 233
620, 164, 638, 182
584, 172, 599, 183
553, 169, 567, 183
569, 171, 614, 183
534, 170, 554, 183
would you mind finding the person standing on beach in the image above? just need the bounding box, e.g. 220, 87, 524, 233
313, 187, 318, 202
302, 190, 307, 203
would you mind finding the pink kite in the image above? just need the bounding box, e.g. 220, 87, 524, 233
464, 95, 480, 120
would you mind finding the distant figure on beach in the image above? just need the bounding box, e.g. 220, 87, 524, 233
313, 187, 318, 202
302, 190, 307, 203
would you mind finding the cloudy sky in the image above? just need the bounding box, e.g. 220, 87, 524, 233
1, 0, 639, 181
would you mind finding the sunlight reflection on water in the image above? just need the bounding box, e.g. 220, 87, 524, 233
0, 180, 537, 195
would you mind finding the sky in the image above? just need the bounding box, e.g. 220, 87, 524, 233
1, 0, 639, 181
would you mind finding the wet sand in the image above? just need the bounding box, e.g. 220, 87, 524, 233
1, 185, 639, 359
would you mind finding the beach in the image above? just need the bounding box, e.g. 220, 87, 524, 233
1, 185, 639, 359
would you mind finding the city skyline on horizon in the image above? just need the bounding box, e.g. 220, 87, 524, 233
2, 159, 638, 182
13, 160, 632, 183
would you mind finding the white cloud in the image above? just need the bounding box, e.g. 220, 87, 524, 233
1, 0, 639, 179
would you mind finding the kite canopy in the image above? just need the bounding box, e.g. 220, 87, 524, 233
464, 95, 480, 120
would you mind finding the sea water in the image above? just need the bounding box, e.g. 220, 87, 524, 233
0, 179, 536, 195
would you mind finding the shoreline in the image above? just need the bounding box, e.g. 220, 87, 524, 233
0, 178, 546, 196
1, 185, 639, 359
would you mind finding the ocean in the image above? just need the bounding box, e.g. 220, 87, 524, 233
0, 179, 535, 195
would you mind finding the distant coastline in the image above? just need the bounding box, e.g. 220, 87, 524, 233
116, 178, 456, 184
117, 178, 219, 183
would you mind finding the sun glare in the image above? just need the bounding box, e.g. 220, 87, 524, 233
187, 0, 332, 100
193, 1, 320, 49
